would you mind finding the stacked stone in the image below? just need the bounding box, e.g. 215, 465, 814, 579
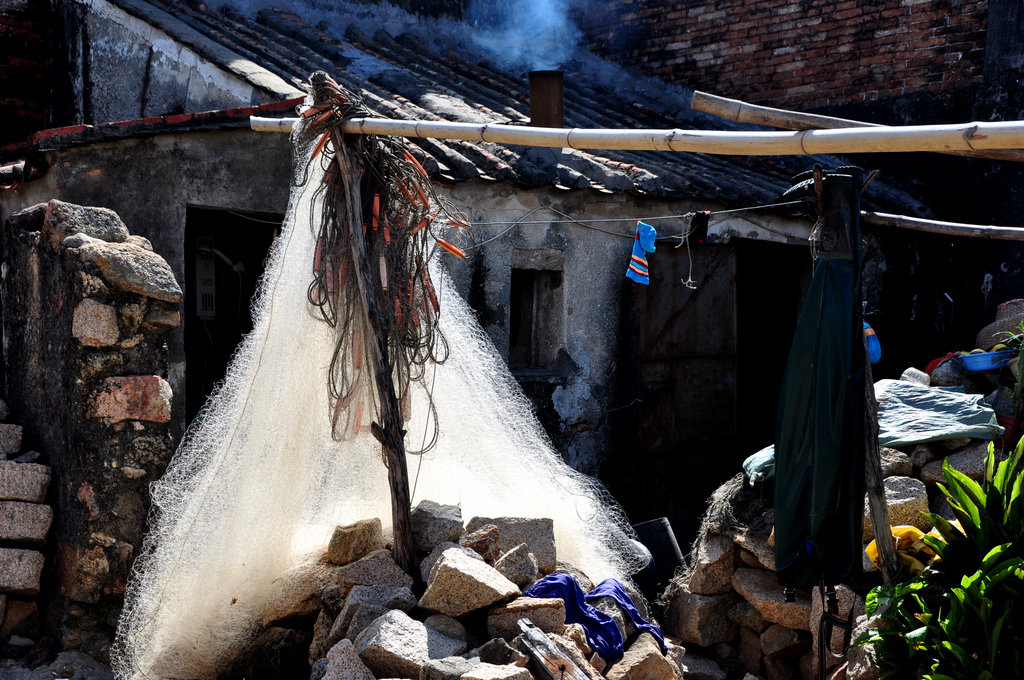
242, 500, 687, 680
661, 365, 1003, 680
0, 398, 53, 646
3, 200, 181, 655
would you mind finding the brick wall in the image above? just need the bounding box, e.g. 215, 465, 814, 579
0, 0, 48, 146
574, 0, 988, 110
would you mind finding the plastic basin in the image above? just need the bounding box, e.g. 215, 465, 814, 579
959, 350, 1016, 372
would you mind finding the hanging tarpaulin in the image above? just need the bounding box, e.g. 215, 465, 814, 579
774, 167, 866, 588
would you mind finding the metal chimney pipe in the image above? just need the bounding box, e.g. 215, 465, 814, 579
529, 70, 564, 128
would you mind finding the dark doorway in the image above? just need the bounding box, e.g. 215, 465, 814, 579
735, 240, 813, 455
184, 207, 281, 426
606, 238, 812, 552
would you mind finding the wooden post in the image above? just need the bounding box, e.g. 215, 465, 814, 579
516, 619, 592, 680
332, 134, 414, 573
863, 354, 901, 584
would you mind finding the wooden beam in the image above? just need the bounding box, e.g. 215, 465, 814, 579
861, 211, 1024, 240
516, 619, 593, 680
691, 90, 1024, 163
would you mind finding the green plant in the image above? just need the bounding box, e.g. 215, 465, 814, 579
858, 440, 1024, 679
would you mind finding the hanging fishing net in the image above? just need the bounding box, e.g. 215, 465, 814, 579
111, 75, 643, 680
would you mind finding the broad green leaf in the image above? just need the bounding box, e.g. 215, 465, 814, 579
988, 611, 1009, 669
1006, 472, 1024, 530
944, 463, 1001, 537
921, 534, 947, 560
981, 543, 1011, 570
866, 585, 890, 616
936, 484, 980, 537
906, 625, 929, 643
992, 444, 1020, 493
985, 446, 995, 488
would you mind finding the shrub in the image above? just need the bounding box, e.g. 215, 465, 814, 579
859, 440, 1024, 679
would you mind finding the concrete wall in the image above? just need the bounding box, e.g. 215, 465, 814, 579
438, 178, 810, 475
64, 0, 300, 124
0, 129, 295, 439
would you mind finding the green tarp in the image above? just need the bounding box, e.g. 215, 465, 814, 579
774, 169, 866, 588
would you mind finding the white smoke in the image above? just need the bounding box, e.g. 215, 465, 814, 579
464, 0, 581, 70
215, 0, 581, 72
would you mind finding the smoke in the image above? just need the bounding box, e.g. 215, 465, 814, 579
464, 0, 581, 71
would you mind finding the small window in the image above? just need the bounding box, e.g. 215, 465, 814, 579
508, 249, 564, 372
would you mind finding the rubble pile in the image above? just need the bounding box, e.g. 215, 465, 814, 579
236, 501, 697, 680
660, 361, 1011, 680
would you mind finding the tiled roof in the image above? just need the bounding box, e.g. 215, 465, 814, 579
26, 0, 931, 213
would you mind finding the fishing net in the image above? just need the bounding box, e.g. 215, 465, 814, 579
112, 76, 644, 680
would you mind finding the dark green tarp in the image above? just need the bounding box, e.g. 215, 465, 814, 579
774, 169, 866, 588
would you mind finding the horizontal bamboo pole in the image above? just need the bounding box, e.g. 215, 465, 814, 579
252, 116, 1024, 155
861, 211, 1024, 240
691, 90, 1024, 163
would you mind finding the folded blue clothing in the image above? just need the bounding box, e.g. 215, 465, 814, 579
523, 572, 667, 661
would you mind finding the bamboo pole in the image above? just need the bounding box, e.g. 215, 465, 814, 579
251, 116, 1024, 155
691, 90, 1024, 163
692, 90, 874, 131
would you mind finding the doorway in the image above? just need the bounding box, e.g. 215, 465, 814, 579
183, 207, 281, 426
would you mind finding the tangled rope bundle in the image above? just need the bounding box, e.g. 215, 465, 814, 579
300, 71, 472, 451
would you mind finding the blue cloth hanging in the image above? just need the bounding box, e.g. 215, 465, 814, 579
864, 321, 881, 364
625, 220, 657, 285
523, 573, 666, 660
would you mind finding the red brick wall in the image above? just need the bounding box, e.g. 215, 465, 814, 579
0, 1, 47, 145
574, 0, 988, 109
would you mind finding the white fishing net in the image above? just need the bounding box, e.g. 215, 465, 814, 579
112, 125, 643, 680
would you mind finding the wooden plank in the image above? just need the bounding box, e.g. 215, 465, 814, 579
516, 619, 592, 680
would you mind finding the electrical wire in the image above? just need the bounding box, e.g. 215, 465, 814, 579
463, 199, 811, 228
461, 198, 813, 250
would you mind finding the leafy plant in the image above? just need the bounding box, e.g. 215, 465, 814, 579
858, 440, 1024, 679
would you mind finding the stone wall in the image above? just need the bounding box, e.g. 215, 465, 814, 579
573, 0, 987, 110
0, 398, 53, 655
2, 199, 181, 658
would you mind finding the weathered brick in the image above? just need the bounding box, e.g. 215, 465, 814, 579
86, 375, 172, 423
0, 462, 50, 502
0, 501, 52, 543
0, 548, 44, 595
